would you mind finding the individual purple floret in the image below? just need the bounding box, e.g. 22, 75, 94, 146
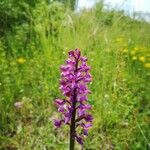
53, 49, 93, 149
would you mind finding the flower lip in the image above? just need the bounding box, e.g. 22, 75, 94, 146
53, 119, 62, 128
80, 56, 87, 62
55, 99, 65, 106
81, 123, 92, 129
83, 129, 88, 135
84, 114, 93, 122
75, 135, 84, 146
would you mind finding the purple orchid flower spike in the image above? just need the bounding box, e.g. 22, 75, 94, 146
53, 49, 93, 150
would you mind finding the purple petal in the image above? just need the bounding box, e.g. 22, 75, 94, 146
82, 123, 92, 129
83, 104, 91, 110
66, 59, 76, 65
83, 129, 88, 135
64, 112, 71, 124
79, 95, 87, 102
80, 56, 87, 62
55, 99, 65, 106
75, 135, 83, 146
60, 79, 67, 86
84, 114, 93, 122
78, 109, 86, 116
60, 65, 68, 71
53, 119, 62, 128
68, 50, 75, 57
78, 84, 86, 90
58, 105, 65, 113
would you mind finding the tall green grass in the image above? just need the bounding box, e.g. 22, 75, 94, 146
0, 1, 149, 149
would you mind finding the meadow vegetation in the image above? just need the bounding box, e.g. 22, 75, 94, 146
0, 1, 150, 149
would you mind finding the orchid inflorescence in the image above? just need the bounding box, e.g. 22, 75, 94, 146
53, 49, 93, 149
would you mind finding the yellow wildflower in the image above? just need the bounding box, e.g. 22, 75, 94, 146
139, 56, 145, 62
132, 56, 137, 60
133, 47, 138, 51
144, 63, 150, 68
123, 48, 128, 53
17, 57, 26, 64
130, 50, 136, 55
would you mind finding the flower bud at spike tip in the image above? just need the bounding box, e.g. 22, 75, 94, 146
53, 49, 93, 149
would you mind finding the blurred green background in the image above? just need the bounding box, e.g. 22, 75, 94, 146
0, 0, 150, 149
